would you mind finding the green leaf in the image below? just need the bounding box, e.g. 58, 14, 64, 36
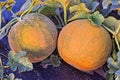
7, 73, 15, 80
50, 55, 61, 67
88, 11, 105, 26
106, 71, 114, 80
7, 73, 22, 80
102, 0, 119, 9
69, 3, 90, 13
81, 0, 99, 12
40, 59, 51, 68
104, 19, 120, 50
107, 67, 117, 74
70, 0, 81, 5
68, 3, 90, 21
7, 51, 19, 71
7, 51, 15, 61
32, 5, 41, 12
102, 0, 111, 9
103, 16, 119, 31
18, 57, 33, 72
38, 5, 56, 16
107, 57, 119, 69
68, 12, 90, 21
111, 0, 119, 5
46, 0, 60, 7
15, 51, 26, 59
102, 0, 120, 16
7, 51, 33, 72
115, 70, 120, 76
91, 1, 99, 12
41, 55, 61, 68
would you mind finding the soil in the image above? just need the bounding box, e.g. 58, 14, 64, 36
0, 42, 106, 80
0, 0, 110, 80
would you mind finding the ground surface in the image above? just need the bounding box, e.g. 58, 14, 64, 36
0, 0, 108, 80
0, 42, 106, 80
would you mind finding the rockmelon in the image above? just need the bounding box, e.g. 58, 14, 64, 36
58, 19, 112, 71
8, 13, 58, 63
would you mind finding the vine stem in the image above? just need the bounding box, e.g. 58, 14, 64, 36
57, 14, 65, 26
116, 25, 120, 34
0, 17, 18, 40
3, 66, 9, 68
102, 24, 120, 51
102, 24, 115, 35
63, 7, 67, 24
53, 15, 62, 27
115, 35, 120, 51
3, 17, 18, 28
20, 1, 35, 17
9, 9, 15, 16
7, 17, 18, 26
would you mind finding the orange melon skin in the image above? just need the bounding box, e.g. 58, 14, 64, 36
58, 19, 112, 71
8, 13, 58, 63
